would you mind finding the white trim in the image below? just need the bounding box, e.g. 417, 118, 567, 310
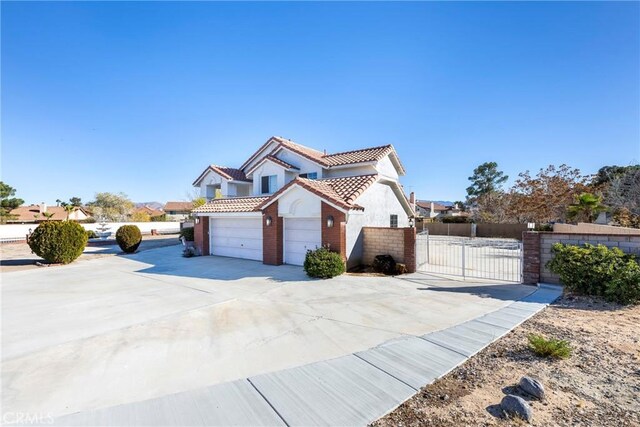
328, 161, 377, 170
245, 156, 299, 177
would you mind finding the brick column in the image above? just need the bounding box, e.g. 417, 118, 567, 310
522, 231, 540, 285
321, 202, 346, 262
194, 216, 210, 256
403, 227, 416, 273
262, 201, 283, 265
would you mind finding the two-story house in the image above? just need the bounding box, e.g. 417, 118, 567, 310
192, 136, 414, 268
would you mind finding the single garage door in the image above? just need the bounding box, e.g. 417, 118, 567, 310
285, 218, 321, 266
210, 218, 263, 261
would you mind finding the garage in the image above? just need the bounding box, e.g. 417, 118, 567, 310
284, 218, 322, 266
209, 217, 263, 261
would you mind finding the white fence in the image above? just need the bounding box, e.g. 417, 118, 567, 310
0, 222, 182, 241
416, 233, 523, 283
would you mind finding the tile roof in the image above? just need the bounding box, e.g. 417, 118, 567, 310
8, 205, 90, 222
322, 145, 394, 167
192, 196, 270, 213
259, 174, 378, 211
164, 201, 194, 212
133, 206, 165, 217
192, 165, 251, 186
416, 201, 453, 211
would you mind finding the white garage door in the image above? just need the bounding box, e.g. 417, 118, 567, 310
285, 218, 321, 266
210, 218, 263, 261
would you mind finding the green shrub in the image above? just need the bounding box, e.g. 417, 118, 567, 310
151, 214, 167, 222
528, 334, 572, 359
116, 225, 142, 253
605, 260, 640, 305
304, 247, 345, 279
86, 229, 98, 239
28, 221, 88, 264
180, 227, 195, 241
547, 243, 640, 304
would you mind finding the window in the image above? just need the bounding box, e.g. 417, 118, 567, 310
390, 214, 398, 228
261, 175, 277, 194
299, 172, 318, 180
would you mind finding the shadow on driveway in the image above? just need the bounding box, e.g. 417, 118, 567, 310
124, 247, 316, 283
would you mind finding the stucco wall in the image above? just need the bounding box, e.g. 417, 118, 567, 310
346, 181, 409, 267
324, 164, 376, 178
277, 186, 321, 218
277, 149, 324, 178
375, 155, 400, 180
252, 162, 286, 196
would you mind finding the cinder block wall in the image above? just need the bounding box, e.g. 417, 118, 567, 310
536, 233, 640, 284
362, 227, 406, 265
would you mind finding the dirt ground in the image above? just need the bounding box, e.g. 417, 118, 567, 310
373, 295, 640, 427
0, 235, 181, 272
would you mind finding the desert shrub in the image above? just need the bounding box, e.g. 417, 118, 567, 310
116, 225, 142, 253
605, 260, 640, 305
86, 229, 98, 239
547, 243, 640, 304
534, 223, 553, 232
180, 227, 195, 241
528, 334, 572, 359
304, 247, 345, 279
28, 221, 88, 264
373, 254, 396, 275
395, 263, 407, 275
151, 214, 167, 222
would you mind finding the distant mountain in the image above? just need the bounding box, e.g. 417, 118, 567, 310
134, 201, 165, 210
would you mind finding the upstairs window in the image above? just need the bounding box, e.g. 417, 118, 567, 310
299, 172, 318, 180
390, 214, 398, 228
261, 175, 277, 194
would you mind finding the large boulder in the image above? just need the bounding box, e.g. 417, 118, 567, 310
519, 376, 545, 400
500, 394, 532, 422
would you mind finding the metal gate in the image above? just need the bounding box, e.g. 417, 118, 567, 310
416, 232, 523, 282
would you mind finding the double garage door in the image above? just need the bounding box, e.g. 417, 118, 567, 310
209, 217, 321, 266
210, 218, 263, 261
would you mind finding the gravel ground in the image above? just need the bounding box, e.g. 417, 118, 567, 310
373, 295, 640, 427
0, 235, 181, 272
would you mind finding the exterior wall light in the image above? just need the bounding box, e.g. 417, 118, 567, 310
194, 217, 200, 224
327, 215, 334, 228
409, 217, 415, 228
266, 216, 272, 227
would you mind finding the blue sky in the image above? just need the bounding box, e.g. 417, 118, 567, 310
2, 1, 639, 205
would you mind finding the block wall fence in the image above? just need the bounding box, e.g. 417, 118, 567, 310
522, 231, 640, 285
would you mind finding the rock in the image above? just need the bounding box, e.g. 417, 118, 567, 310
501, 395, 533, 422
519, 376, 545, 400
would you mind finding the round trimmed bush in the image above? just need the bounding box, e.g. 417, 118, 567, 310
116, 225, 142, 253
303, 247, 345, 279
179, 227, 194, 242
28, 221, 88, 264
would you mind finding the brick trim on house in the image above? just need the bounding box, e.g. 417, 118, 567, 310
262, 201, 283, 265
321, 202, 346, 261
194, 216, 210, 256
403, 227, 416, 273
522, 231, 541, 284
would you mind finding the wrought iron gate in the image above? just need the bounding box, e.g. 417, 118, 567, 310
416, 232, 523, 282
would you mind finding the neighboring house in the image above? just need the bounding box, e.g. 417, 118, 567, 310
164, 202, 194, 221
8, 204, 91, 223
192, 136, 414, 268
132, 205, 165, 218
415, 200, 469, 220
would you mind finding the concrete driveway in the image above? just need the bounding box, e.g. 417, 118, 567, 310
1, 245, 534, 419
